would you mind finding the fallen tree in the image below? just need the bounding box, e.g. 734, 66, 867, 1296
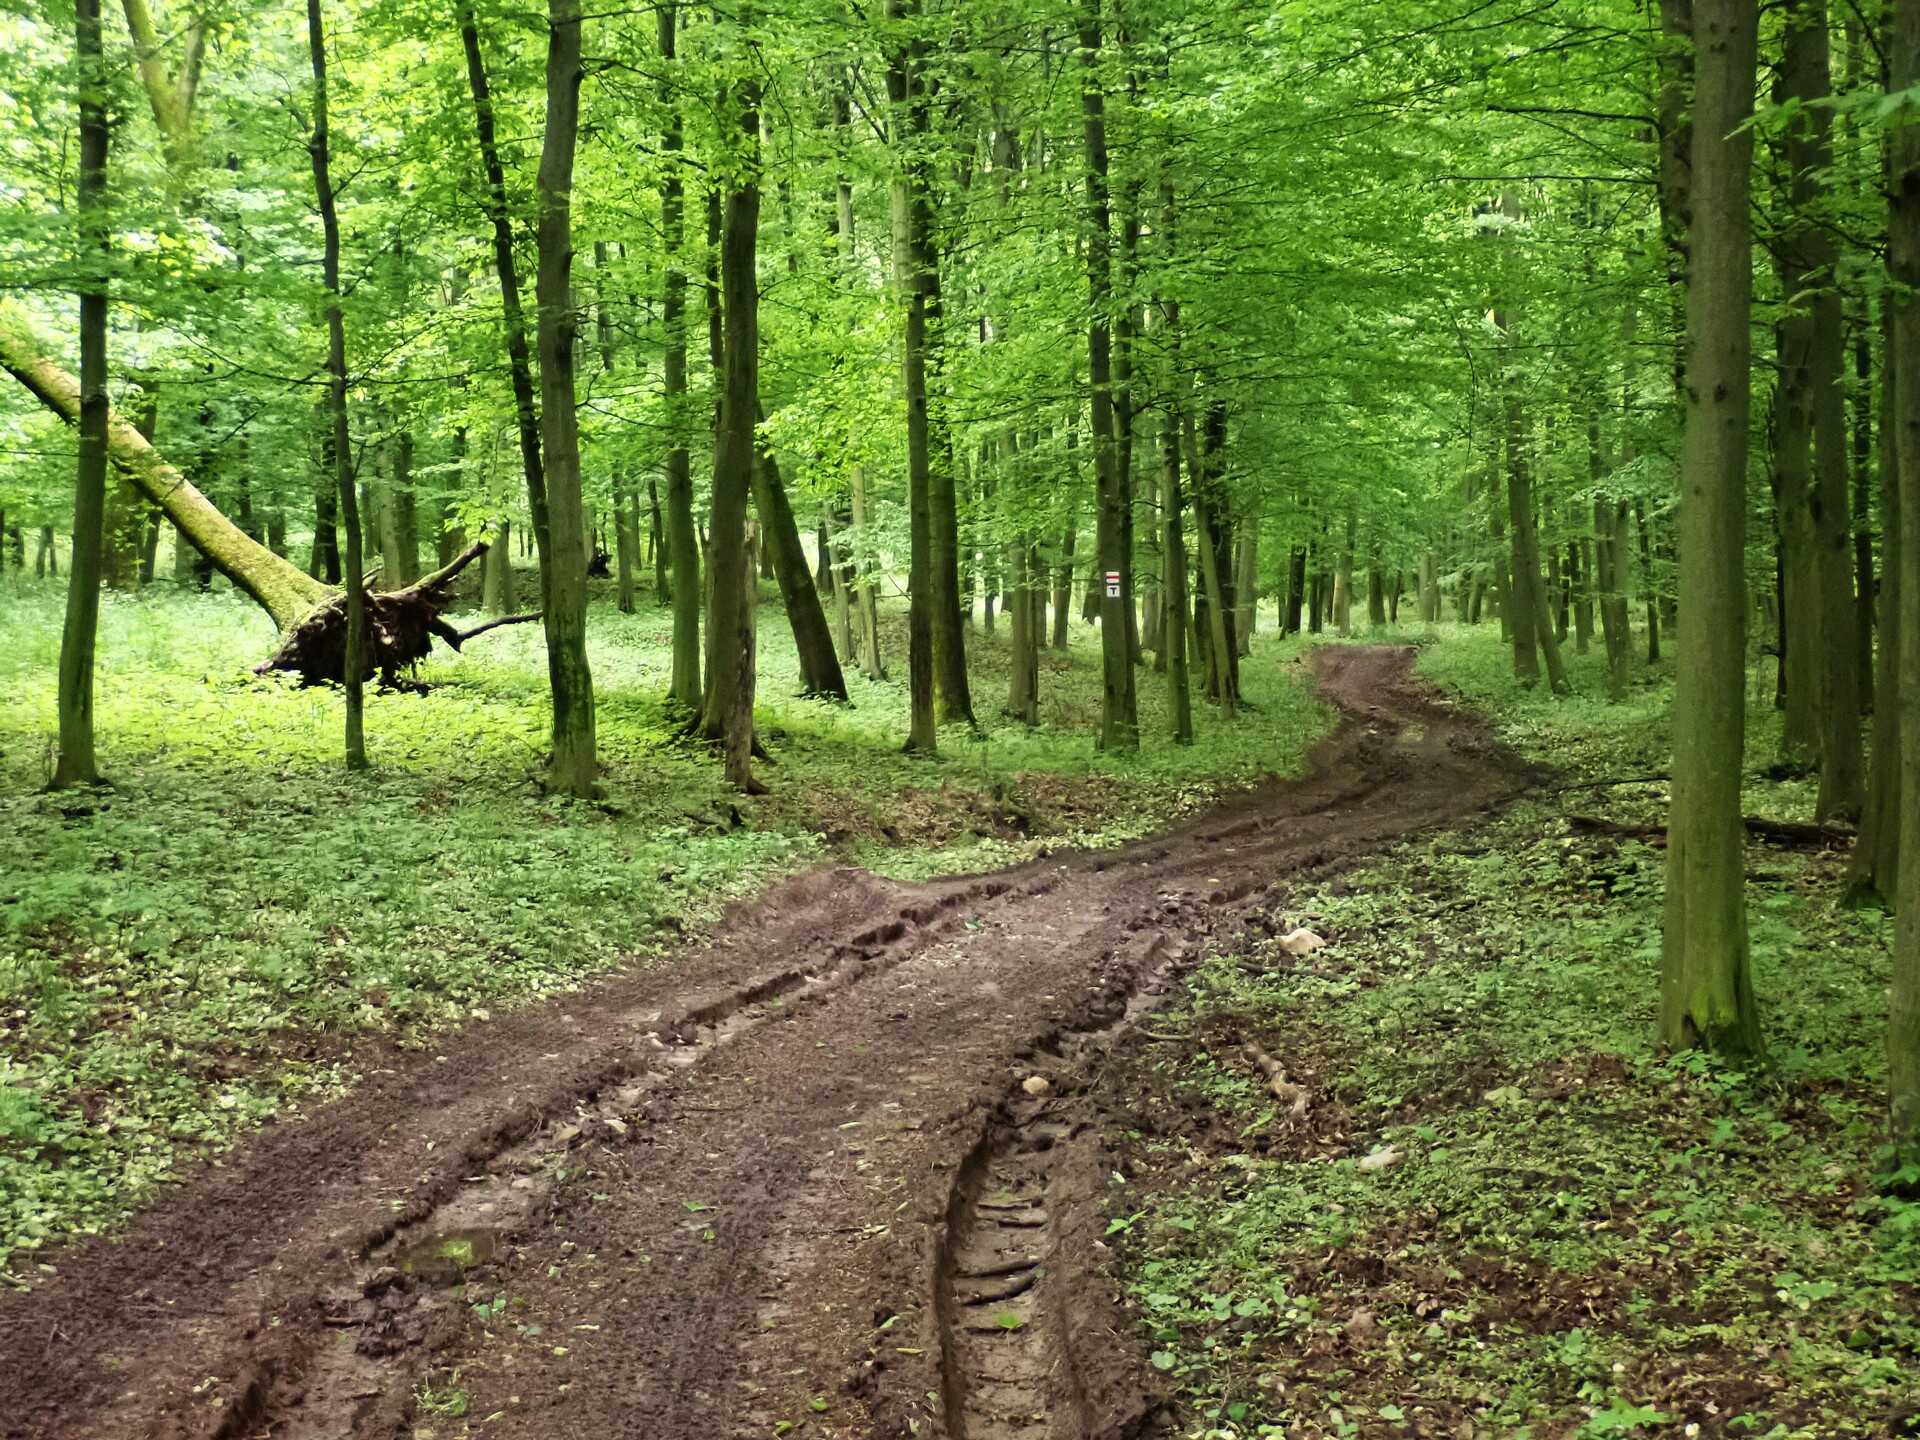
1, 300, 330, 629
1566, 813, 1853, 851
256, 540, 540, 687
1, 301, 529, 685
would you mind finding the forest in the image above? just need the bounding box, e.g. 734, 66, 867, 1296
1, 0, 1917, 1436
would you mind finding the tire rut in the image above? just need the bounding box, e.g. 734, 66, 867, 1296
0, 645, 1535, 1440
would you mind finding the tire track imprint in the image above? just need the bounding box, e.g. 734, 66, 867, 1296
0, 645, 1533, 1440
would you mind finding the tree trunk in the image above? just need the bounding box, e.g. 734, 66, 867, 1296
533, 0, 597, 797
1080, 0, 1137, 752
1852, 317, 1902, 905
1634, 500, 1662, 662
1005, 435, 1039, 725
888, 0, 937, 754
52, 0, 110, 788
1572, 540, 1594, 652
657, 5, 701, 711
483, 521, 516, 614
1, 304, 333, 629
1052, 507, 1076, 651
1234, 527, 1257, 654
1854, 315, 1877, 696
754, 402, 849, 700
850, 467, 884, 679
1887, 0, 1920, 1154
1189, 407, 1238, 716
382, 428, 420, 586
1662, 0, 1762, 1057
697, 39, 762, 781
1506, 403, 1570, 693
306, 0, 367, 769
1774, 0, 1864, 813
1161, 410, 1193, 745
459, 1, 552, 618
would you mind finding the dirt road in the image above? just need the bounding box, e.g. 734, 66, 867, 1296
0, 645, 1530, 1440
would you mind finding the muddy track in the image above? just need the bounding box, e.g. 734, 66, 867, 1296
0, 645, 1530, 1440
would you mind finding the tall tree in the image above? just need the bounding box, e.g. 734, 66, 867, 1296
50, 0, 111, 789
1661, 0, 1762, 1056
696, 19, 763, 786
307, 0, 366, 769
1082, 0, 1138, 751
533, 0, 597, 797
657, 4, 701, 711
458, 4, 553, 606
887, 0, 938, 754
1888, 0, 1920, 1158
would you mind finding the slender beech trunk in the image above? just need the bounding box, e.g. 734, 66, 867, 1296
592, 241, 637, 615
1080, 0, 1137, 750
1854, 317, 1877, 692
1116, 175, 1145, 672
698, 39, 762, 786
1006, 440, 1039, 725
826, 508, 856, 664
1853, 316, 1902, 904
1235, 528, 1258, 654
1161, 410, 1194, 745
1662, 0, 1762, 1057
483, 520, 516, 614
307, 0, 365, 769
52, 0, 110, 788
888, 0, 937, 752
1156, 171, 1194, 742
658, 6, 701, 709
1052, 504, 1077, 651
1189, 407, 1238, 716
459, 4, 551, 614
754, 401, 848, 700
1887, 0, 1920, 1153
533, 0, 596, 796
832, 82, 883, 680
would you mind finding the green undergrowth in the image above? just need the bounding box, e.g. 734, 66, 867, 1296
1107, 627, 1915, 1439
0, 572, 1326, 1275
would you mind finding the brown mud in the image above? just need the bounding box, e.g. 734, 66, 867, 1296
0, 645, 1531, 1440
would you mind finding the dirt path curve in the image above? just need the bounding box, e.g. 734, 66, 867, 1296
0, 645, 1531, 1440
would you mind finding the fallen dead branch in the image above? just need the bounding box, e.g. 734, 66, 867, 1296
1566, 813, 1852, 850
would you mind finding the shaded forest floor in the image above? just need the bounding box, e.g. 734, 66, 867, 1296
0, 570, 1324, 1274
1098, 632, 1918, 1439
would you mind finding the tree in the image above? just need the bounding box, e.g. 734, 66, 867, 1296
887, 0, 938, 755
1080, 0, 1138, 752
1660, 0, 1762, 1057
307, 0, 368, 770
657, 3, 701, 712
696, 14, 762, 788
533, 0, 597, 797
1888, 0, 1920, 1157
50, 0, 111, 790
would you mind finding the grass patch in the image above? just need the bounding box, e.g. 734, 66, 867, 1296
1105, 631, 1917, 1439
0, 571, 1327, 1273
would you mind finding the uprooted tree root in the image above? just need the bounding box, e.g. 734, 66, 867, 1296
256, 540, 541, 688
